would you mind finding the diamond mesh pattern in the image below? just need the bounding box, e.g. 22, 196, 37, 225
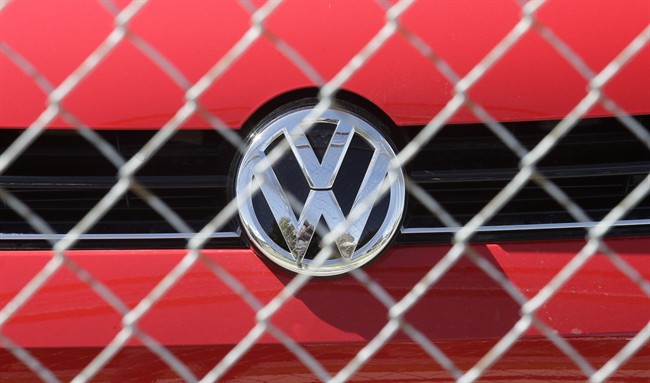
1, 0, 649, 382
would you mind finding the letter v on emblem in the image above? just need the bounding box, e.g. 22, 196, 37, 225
285, 118, 354, 189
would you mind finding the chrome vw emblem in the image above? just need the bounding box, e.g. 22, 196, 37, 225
236, 106, 405, 276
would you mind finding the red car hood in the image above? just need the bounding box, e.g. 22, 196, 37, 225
1, 0, 649, 129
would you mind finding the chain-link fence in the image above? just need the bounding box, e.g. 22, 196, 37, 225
1, 0, 649, 382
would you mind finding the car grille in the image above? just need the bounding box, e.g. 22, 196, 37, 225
1, 115, 648, 249
1, 130, 241, 249
402, 115, 650, 242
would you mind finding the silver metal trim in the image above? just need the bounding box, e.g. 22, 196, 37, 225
400, 219, 650, 234
0, 232, 240, 241
3, 219, 647, 241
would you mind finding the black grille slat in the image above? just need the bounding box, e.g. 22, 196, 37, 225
411, 162, 650, 184
0, 129, 237, 249
403, 115, 650, 241
0, 175, 228, 190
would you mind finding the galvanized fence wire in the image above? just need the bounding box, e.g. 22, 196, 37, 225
0, 0, 649, 382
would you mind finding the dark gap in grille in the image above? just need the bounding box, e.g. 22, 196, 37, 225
402, 115, 650, 242
1, 129, 240, 249
1, 115, 649, 249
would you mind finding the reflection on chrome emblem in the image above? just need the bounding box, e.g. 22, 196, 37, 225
236, 106, 405, 276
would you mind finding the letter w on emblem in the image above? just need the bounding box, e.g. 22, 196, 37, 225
252, 119, 391, 263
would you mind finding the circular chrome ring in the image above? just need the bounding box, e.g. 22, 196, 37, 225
236, 105, 405, 276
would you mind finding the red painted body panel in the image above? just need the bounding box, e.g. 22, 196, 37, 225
2, 340, 649, 382
2, 239, 649, 348
1, 0, 649, 129
1, 239, 649, 381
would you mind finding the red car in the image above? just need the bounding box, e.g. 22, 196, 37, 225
1, 1, 649, 382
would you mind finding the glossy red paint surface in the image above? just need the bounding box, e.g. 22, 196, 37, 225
1, 239, 649, 381
2, 239, 649, 348
2, 339, 649, 382
1, 0, 649, 129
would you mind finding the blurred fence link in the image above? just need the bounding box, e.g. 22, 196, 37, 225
1, 0, 649, 382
